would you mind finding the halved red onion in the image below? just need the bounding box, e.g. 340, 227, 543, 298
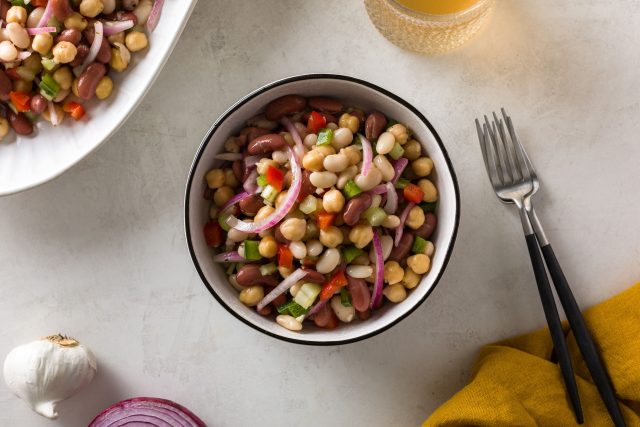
280, 116, 305, 161
74, 21, 103, 76
221, 190, 249, 212
26, 26, 56, 35
214, 152, 243, 161
102, 19, 134, 36
391, 157, 409, 184
89, 397, 205, 427
146, 0, 164, 31
370, 231, 384, 309
212, 251, 244, 263
307, 298, 328, 317
383, 182, 397, 214
359, 134, 372, 176
394, 202, 415, 246
37, 0, 54, 27
48, 101, 59, 126
257, 268, 307, 311
227, 146, 301, 233
242, 168, 258, 194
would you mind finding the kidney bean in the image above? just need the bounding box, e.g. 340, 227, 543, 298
358, 309, 371, 320
122, 0, 139, 10
238, 194, 264, 215
83, 28, 111, 64
415, 213, 437, 239
312, 302, 338, 329
274, 225, 290, 244
56, 29, 81, 46
236, 265, 278, 287
299, 169, 315, 199
0, 1, 9, 20
308, 97, 343, 114
342, 193, 372, 226
301, 257, 317, 267
7, 110, 33, 135
76, 62, 106, 100
70, 44, 89, 67
247, 133, 285, 155
389, 232, 414, 262
347, 276, 371, 312
257, 305, 272, 316
119, 11, 138, 24
272, 294, 287, 307
51, 0, 73, 21
30, 94, 47, 115
365, 111, 387, 141
301, 267, 325, 284
232, 160, 243, 182
0, 69, 11, 98
240, 126, 270, 143
264, 95, 306, 121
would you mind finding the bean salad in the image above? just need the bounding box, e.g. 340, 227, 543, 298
203, 95, 438, 332
0, 0, 163, 138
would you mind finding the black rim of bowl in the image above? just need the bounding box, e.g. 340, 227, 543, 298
184, 73, 461, 346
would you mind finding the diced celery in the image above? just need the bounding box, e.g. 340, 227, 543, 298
39, 74, 59, 99
340, 288, 352, 307
260, 184, 279, 203
343, 180, 362, 199
395, 178, 409, 189
364, 206, 387, 227
277, 300, 308, 317
420, 202, 437, 213
260, 263, 277, 276
342, 245, 363, 263
294, 282, 322, 309
389, 142, 404, 160
218, 213, 231, 231
243, 241, 261, 261
316, 128, 334, 146
299, 195, 318, 214
256, 174, 268, 187
412, 236, 428, 254
41, 58, 58, 72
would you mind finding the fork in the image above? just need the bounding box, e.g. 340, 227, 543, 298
476, 110, 626, 426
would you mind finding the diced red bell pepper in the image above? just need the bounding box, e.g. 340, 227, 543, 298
319, 270, 348, 301
9, 91, 30, 112
32, 0, 48, 6
307, 111, 327, 134
63, 101, 86, 120
316, 211, 335, 231
265, 165, 285, 192
278, 244, 293, 270
203, 221, 223, 247
403, 183, 425, 204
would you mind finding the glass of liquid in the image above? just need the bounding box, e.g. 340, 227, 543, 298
365, 0, 494, 55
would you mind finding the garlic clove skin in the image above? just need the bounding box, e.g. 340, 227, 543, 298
3, 335, 97, 419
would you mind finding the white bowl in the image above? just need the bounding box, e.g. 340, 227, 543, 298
0, 0, 198, 196
185, 75, 460, 345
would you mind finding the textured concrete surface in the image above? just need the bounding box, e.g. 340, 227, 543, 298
1, 1, 640, 426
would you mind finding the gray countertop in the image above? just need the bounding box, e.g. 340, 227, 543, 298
1, 1, 639, 425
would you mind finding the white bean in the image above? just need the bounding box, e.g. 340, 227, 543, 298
27, 7, 44, 28
323, 153, 349, 173
310, 171, 338, 189
371, 195, 381, 209
0, 40, 17, 61
6, 22, 29, 49
316, 248, 341, 274
133, 0, 153, 25
303, 133, 317, 148
227, 228, 249, 243
370, 235, 394, 262
332, 127, 353, 149
289, 241, 307, 259
276, 314, 303, 331
425, 241, 435, 257
376, 132, 396, 155
374, 154, 395, 181
294, 121, 308, 140
306, 239, 323, 257
331, 296, 355, 323
336, 165, 358, 190
327, 122, 338, 130
272, 150, 288, 164
346, 265, 373, 279
355, 167, 382, 191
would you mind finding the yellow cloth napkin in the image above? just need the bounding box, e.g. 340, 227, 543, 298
424, 283, 640, 427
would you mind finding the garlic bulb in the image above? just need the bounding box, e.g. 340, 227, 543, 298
3, 334, 97, 419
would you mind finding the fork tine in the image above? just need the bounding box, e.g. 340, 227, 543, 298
502, 108, 534, 182
481, 123, 502, 187
494, 111, 522, 182
483, 115, 505, 185
475, 118, 491, 175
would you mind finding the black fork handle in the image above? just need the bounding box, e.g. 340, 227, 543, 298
524, 234, 584, 424
541, 244, 626, 427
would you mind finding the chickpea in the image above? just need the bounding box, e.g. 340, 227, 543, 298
382, 215, 400, 228
110, 45, 130, 72
205, 168, 225, 189
278, 266, 293, 278
405, 206, 425, 230
52, 66, 73, 91
349, 224, 373, 249
341, 146, 361, 166
224, 169, 239, 188
384, 261, 404, 284
302, 150, 324, 172
6, 6, 27, 26
319, 226, 343, 248
407, 254, 430, 274
388, 123, 409, 144
402, 268, 421, 289
418, 179, 438, 202
404, 139, 422, 161
313, 145, 335, 157
0, 40, 17, 62
322, 189, 345, 213
79, 0, 104, 18
52, 41, 77, 64
383, 284, 407, 303
258, 235, 278, 258
239, 286, 264, 307
125, 30, 148, 52
0, 117, 9, 140
64, 12, 88, 31
280, 218, 306, 241
95, 76, 114, 100
71, 78, 79, 97
412, 157, 434, 177
213, 186, 234, 207
338, 113, 359, 133
254, 205, 275, 222
108, 32, 125, 46
224, 136, 241, 153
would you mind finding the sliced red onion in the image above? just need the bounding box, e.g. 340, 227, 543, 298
74, 21, 103, 76
383, 182, 397, 214
244, 155, 262, 168
368, 184, 387, 195
370, 231, 384, 309
257, 268, 306, 311
242, 168, 259, 194
16, 51, 31, 61
26, 26, 56, 35
89, 397, 205, 427
227, 146, 301, 233
146, 0, 164, 31
394, 202, 415, 246
359, 134, 372, 176
212, 251, 244, 263
214, 152, 243, 161
391, 157, 409, 184
37, 0, 54, 27
280, 116, 305, 161
48, 101, 59, 127
102, 19, 134, 36
221, 190, 249, 212
307, 299, 328, 317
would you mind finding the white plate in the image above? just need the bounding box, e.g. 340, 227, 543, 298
0, 0, 197, 196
